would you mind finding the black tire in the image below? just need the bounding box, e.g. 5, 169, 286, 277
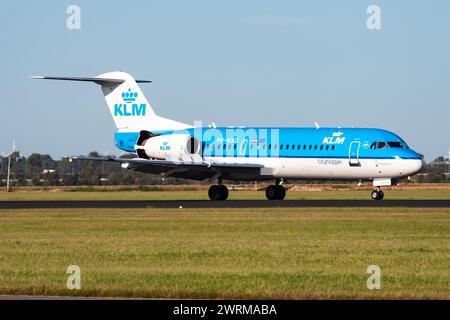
275, 185, 286, 200
371, 190, 378, 200
266, 185, 278, 200
208, 185, 228, 201
371, 190, 383, 200
208, 185, 222, 201
218, 185, 229, 200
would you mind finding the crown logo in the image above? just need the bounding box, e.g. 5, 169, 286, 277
122, 88, 138, 102
332, 131, 344, 137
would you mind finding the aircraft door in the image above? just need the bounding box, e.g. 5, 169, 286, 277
349, 141, 361, 166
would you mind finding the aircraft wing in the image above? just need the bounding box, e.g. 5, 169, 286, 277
68, 156, 266, 181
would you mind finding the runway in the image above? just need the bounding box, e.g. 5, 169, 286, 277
0, 199, 449, 209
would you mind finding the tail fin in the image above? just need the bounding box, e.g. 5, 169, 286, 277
32, 71, 191, 132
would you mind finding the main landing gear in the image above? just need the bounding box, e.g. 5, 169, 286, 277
266, 185, 286, 200
371, 188, 384, 200
208, 179, 287, 201
266, 179, 286, 200
208, 184, 229, 200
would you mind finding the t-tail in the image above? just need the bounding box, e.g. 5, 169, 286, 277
32, 71, 191, 132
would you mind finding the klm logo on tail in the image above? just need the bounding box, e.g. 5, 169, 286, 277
114, 88, 146, 116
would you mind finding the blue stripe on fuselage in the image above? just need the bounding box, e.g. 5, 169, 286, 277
114, 127, 421, 160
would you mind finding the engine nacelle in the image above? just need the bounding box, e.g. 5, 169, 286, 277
136, 134, 200, 161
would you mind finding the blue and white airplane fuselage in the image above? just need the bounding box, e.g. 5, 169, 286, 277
33, 71, 424, 200
115, 127, 423, 181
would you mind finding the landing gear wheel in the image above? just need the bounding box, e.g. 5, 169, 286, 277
208, 185, 221, 201
208, 185, 229, 201
266, 185, 286, 200
266, 185, 277, 200
275, 185, 286, 200
371, 190, 384, 200
218, 185, 229, 200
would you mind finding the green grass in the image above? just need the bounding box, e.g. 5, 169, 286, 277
0, 207, 448, 299
0, 189, 449, 201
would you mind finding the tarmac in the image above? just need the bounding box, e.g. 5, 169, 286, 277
0, 199, 449, 209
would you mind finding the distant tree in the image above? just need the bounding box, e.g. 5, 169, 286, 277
14, 154, 27, 185
27, 153, 43, 175
119, 153, 136, 159
40, 154, 57, 170
31, 174, 41, 186
107, 172, 122, 185
62, 174, 78, 186
107, 172, 135, 185
43, 171, 60, 186
79, 151, 102, 185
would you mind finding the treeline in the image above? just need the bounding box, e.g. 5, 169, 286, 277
0, 151, 189, 186
417, 156, 450, 183
0, 151, 448, 186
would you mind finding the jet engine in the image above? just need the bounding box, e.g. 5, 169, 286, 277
136, 133, 201, 161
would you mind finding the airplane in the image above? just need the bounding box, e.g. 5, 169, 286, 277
32, 71, 424, 201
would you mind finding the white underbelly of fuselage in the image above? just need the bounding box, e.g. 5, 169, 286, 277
204, 156, 420, 180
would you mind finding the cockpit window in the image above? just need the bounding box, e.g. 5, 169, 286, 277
371, 140, 408, 150
387, 141, 404, 148
371, 141, 407, 149
377, 142, 387, 149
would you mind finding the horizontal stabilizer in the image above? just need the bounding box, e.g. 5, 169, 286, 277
31, 76, 151, 84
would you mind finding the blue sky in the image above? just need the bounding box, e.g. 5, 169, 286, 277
1, 0, 449, 161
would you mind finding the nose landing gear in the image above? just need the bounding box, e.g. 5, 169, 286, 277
371, 188, 384, 200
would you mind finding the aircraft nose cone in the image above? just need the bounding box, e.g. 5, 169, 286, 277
409, 152, 425, 175
419, 157, 425, 172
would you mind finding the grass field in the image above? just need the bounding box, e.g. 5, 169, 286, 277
0, 189, 449, 201
0, 206, 448, 299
